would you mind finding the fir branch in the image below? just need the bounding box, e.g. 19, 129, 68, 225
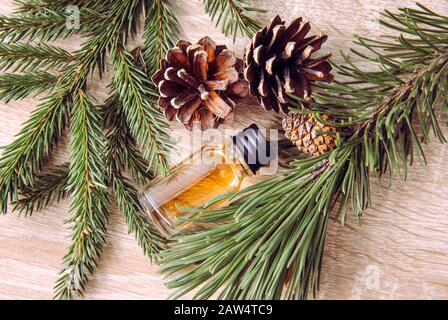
67, 0, 147, 85
14, 162, 69, 216
14, 0, 83, 14
103, 95, 154, 186
54, 90, 108, 300
0, 0, 168, 300
143, 0, 180, 72
0, 90, 69, 214
104, 95, 164, 259
160, 3, 448, 300
13, 95, 161, 264
53, 2, 156, 296
203, 0, 265, 41
14, 0, 113, 15
111, 45, 172, 176
0, 72, 58, 103
0, 43, 73, 72
0, 0, 146, 215
0, 8, 106, 42
111, 173, 165, 261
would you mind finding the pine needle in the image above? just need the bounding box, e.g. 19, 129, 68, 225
160, 3, 448, 300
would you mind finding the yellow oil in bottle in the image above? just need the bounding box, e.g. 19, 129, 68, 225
160, 163, 243, 215
139, 124, 272, 237
141, 147, 250, 237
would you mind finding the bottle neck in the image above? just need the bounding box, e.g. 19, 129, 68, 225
232, 124, 273, 174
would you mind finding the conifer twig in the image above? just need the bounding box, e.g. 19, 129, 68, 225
0, 72, 58, 103
0, 0, 170, 300
111, 173, 166, 261
0, 8, 105, 42
0, 43, 73, 72
104, 95, 164, 260
14, 163, 69, 216
160, 2, 448, 300
0, 91, 69, 213
54, 90, 108, 300
111, 45, 172, 176
144, 0, 180, 73
103, 95, 154, 185
0, 0, 146, 217
203, 0, 266, 41
52, 1, 151, 299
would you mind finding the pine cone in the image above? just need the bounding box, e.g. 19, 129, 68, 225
244, 16, 334, 114
282, 112, 336, 156
152, 37, 249, 130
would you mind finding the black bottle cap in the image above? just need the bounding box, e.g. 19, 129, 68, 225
232, 124, 275, 174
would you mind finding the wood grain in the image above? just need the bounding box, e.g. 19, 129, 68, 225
1, 0, 448, 300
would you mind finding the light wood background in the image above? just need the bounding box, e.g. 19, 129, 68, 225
1, 0, 448, 300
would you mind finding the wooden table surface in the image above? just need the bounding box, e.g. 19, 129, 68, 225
1, 0, 448, 300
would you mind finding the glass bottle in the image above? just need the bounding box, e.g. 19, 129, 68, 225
139, 124, 272, 237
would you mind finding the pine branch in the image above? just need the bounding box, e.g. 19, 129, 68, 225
14, 162, 69, 216
54, 90, 108, 300
0, 72, 58, 103
160, 158, 333, 299
143, 0, 180, 73
0, 43, 73, 72
0, 7, 106, 42
111, 45, 172, 176
160, 3, 448, 300
0, 90, 69, 214
203, 0, 265, 42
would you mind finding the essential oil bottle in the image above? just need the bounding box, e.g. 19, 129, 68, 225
139, 124, 273, 237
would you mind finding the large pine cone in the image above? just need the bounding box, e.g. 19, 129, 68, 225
152, 37, 249, 130
244, 16, 334, 114
282, 112, 336, 156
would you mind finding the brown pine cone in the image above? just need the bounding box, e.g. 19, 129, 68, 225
152, 37, 249, 130
282, 112, 336, 156
244, 16, 334, 114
